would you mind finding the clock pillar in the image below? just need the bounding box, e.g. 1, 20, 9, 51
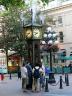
27, 40, 33, 63
23, 24, 43, 66
32, 40, 41, 65
35, 41, 41, 64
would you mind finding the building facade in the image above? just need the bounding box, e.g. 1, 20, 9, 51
42, 0, 72, 66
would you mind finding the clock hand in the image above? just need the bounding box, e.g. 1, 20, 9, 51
26, 32, 30, 36
34, 32, 38, 35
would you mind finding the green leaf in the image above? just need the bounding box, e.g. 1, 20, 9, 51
0, 0, 25, 9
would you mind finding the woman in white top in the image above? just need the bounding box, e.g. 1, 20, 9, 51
21, 63, 28, 92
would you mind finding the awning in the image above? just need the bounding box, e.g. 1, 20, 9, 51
8, 50, 16, 56
58, 56, 72, 60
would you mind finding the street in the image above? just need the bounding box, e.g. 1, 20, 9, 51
0, 74, 72, 96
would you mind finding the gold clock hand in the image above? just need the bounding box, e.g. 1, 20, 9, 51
26, 32, 30, 36
34, 32, 38, 35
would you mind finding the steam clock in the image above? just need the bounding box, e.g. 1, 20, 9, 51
23, 23, 43, 65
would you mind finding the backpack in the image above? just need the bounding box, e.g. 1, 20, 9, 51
33, 67, 40, 79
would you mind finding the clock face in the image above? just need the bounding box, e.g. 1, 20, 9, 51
33, 29, 40, 38
25, 29, 32, 38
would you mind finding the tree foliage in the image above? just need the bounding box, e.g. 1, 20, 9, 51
41, 0, 49, 4
0, 6, 27, 58
0, 0, 25, 9
0, 0, 56, 59
0, 0, 53, 9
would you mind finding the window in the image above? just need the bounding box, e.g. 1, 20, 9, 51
70, 52, 72, 56
59, 32, 64, 43
52, 20, 56, 26
58, 16, 62, 25
61, 49, 66, 63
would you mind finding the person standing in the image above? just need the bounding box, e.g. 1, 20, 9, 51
32, 63, 42, 92
25, 61, 33, 90
39, 64, 45, 91
17, 66, 21, 80
21, 62, 28, 92
41, 60, 45, 89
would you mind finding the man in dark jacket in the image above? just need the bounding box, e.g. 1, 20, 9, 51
17, 66, 21, 79
25, 61, 33, 90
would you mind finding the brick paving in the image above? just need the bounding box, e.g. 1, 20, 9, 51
0, 74, 72, 96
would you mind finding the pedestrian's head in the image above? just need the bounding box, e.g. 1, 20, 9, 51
38, 61, 42, 67
39, 64, 42, 67
22, 62, 25, 66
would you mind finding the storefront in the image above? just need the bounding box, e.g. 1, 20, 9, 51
8, 54, 21, 73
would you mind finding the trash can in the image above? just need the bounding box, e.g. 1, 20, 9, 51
0, 73, 4, 81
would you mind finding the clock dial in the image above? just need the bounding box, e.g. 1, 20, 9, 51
33, 29, 40, 38
25, 29, 32, 38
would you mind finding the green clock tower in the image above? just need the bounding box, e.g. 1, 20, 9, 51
23, 23, 43, 65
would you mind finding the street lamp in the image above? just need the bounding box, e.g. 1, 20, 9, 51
42, 27, 59, 83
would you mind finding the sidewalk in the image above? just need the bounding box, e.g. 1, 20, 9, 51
47, 74, 72, 96
0, 74, 72, 96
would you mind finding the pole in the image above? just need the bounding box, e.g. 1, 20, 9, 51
32, 40, 35, 65
59, 76, 63, 89
65, 73, 67, 83
66, 74, 69, 86
48, 48, 56, 83
31, 8, 35, 65
9, 72, 12, 80
45, 78, 49, 92
50, 49, 52, 71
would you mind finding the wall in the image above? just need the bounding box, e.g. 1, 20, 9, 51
42, 2, 72, 65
